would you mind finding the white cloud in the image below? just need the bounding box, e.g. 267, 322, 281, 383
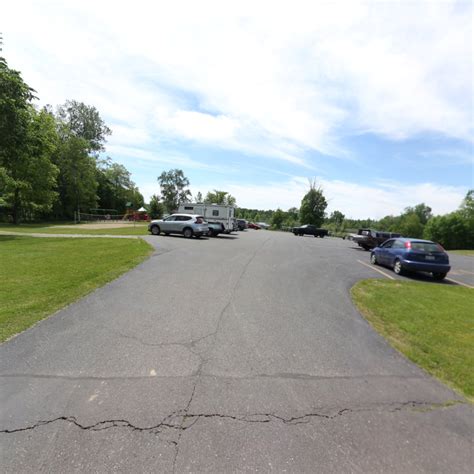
2, 0, 472, 163
189, 177, 467, 219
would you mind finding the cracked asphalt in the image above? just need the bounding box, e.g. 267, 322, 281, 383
1, 231, 472, 472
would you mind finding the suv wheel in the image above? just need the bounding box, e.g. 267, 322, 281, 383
183, 227, 193, 238
150, 225, 160, 236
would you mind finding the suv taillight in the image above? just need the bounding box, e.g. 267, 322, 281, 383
404, 241, 412, 249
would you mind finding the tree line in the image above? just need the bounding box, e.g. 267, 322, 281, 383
0, 49, 143, 224
238, 189, 474, 250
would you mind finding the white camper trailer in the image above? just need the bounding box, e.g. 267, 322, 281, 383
178, 203, 235, 233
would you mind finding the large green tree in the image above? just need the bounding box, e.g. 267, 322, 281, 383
53, 101, 114, 218
204, 189, 236, 206
0, 54, 58, 223
97, 160, 144, 213
52, 133, 97, 218
147, 194, 165, 219
56, 100, 111, 154
157, 169, 191, 213
271, 208, 285, 229
299, 181, 327, 227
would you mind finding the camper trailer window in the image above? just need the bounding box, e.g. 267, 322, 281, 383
184, 206, 194, 211
212, 210, 219, 216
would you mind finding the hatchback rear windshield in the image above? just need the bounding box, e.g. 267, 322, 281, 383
411, 242, 443, 252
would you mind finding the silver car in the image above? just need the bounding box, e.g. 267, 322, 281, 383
148, 214, 209, 238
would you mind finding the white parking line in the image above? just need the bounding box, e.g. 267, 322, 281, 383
445, 277, 474, 289
357, 260, 395, 280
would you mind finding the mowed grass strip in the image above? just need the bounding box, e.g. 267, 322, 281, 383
0, 223, 149, 236
352, 279, 474, 401
449, 250, 474, 257
0, 236, 153, 342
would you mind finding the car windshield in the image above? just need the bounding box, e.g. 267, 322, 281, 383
411, 242, 443, 252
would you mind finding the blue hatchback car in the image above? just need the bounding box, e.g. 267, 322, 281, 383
370, 238, 451, 280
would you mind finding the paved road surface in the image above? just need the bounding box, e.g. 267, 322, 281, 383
1, 231, 472, 472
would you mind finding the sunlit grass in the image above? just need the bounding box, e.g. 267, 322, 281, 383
0, 236, 153, 341
352, 279, 474, 401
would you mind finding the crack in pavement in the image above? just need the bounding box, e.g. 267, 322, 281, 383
170, 236, 272, 471
1, 400, 465, 436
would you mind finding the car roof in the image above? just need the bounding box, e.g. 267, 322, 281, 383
392, 237, 435, 243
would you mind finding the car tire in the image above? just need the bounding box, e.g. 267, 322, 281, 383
393, 259, 404, 275
183, 227, 193, 238
432, 272, 447, 281
164, 232, 170, 236
370, 253, 377, 265
208, 229, 215, 237
150, 225, 160, 236
361, 244, 370, 251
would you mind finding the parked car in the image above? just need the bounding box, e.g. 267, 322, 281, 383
207, 221, 225, 237
293, 224, 329, 238
353, 229, 401, 250
248, 222, 261, 229
236, 219, 248, 231
148, 214, 209, 238
370, 238, 451, 280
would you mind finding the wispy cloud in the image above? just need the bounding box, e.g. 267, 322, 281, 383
3, 0, 472, 163
192, 177, 467, 219
418, 149, 474, 166
2, 0, 471, 216
106, 145, 229, 173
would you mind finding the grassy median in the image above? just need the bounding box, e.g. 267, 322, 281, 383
449, 250, 474, 257
352, 279, 474, 401
0, 236, 153, 342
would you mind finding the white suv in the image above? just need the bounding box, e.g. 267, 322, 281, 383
148, 214, 209, 238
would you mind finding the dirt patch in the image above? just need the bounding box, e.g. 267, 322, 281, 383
51, 222, 146, 230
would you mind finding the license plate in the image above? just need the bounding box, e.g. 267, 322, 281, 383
425, 255, 435, 261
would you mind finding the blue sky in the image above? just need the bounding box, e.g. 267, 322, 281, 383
2, 0, 473, 218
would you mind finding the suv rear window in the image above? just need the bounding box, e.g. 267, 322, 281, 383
195, 216, 205, 224
411, 242, 443, 252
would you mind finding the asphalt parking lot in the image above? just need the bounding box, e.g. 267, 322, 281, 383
1, 230, 472, 472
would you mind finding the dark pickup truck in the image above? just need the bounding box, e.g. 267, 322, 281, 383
352, 228, 401, 250
293, 224, 329, 238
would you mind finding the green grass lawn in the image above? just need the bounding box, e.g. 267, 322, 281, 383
449, 250, 474, 257
0, 223, 149, 235
0, 236, 153, 342
352, 279, 474, 401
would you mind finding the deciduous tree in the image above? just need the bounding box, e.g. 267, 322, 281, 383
56, 100, 111, 154
204, 190, 236, 206
0, 53, 59, 223
299, 180, 327, 227
157, 169, 191, 213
